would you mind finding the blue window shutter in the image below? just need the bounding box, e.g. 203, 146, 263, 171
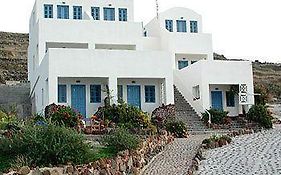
90, 85, 101, 103
119, 8, 127, 21
104, 7, 115, 21
57, 5, 69, 19
44, 4, 53, 18
58, 85, 67, 103
145, 86, 156, 103
190, 21, 198, 33
177, 20, 187, 32
73, 6, 82, 20
91, 7, 100, 20
165, 20, 173, 32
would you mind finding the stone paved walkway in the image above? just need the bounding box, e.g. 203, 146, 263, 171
197, 127, 281, 175
141, 135, 208, 175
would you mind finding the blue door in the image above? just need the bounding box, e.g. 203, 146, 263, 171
71, 85, 86, 117
127, 85, 141, 109
211, 91, 223, 110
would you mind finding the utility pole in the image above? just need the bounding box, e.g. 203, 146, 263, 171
156, 0, 159, 19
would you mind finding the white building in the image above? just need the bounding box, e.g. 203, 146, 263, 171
28, 0, 254, 119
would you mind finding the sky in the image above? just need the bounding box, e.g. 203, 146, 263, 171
0, 0, 280, 63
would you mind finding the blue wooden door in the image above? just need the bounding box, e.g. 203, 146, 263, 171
71, 85, 86, 117
127, 85, 141, 109
211, 91, 223, 110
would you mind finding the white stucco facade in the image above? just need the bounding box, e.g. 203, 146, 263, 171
28, 0, 254, 118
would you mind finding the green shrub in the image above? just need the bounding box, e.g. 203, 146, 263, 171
165, 120, 188, 138
45, 104, 83, 128
95, 102, 152, 130
0, 123, 92, 167
101, 127, 140, 152
0, 110, 18, 130
202, 109, 229, 124
247, 105, 273, 129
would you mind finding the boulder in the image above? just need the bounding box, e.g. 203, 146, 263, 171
18, 166, 30, 175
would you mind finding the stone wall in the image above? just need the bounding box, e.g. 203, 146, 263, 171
0, 83, 31, 117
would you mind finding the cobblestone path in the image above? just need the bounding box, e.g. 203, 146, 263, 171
197, 127, 281, 175
142, 135, 208, 175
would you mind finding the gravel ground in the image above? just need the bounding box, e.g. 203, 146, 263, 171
196, 127, 281, 175
141, 135, 208, 175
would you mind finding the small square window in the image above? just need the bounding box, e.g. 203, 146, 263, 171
58, 85, 67, 103
91, 7, 100, 20
190, 21, 198, 33
145, 86, 155, 103
119, 8, 127, 21
44, 4, 53, 18
90, 85, 101, 103
226, 91, 235, 107
73, 6, 82, 20
165, 20, 173, 32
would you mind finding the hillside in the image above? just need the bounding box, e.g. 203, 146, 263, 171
0, 32, 28, 84
0, 32, 280, 100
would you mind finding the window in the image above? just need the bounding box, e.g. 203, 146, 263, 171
118, 85, 123, 101
178, 60, 188, 70
104, 7, 115, 21
58, 85, 67, 103
119, 8, 127, 21
165, 20, 173, 32
145, 86, 156, 103
226, 91, 235, 107
90, 85, 101, 103
190, 21, 198, 33
177, 20, 187, 32
44, 4, 53, 18
193, 85, 200, 100
191, 60, 197, 64
73, 6, 82, 20
91, 7, 100, 20
57, 5, 69, 19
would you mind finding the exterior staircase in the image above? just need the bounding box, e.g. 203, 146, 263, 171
174, 86, 210, 135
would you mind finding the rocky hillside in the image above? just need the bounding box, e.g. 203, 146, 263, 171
214, 53, 281, 101
0, 32, 28, 84
0, 32, 280, 100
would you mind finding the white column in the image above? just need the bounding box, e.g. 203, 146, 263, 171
108, 77, 118, 104
165, 77, 174, 105
48, 76, 58, 105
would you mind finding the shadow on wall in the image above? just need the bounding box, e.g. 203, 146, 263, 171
0, 83, 31, 118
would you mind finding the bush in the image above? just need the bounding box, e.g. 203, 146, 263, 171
202, 109, 229, 124
101, 127, 140, 152
0, 110, 18, 130
247, 105, 273, 129
95, 102, 152, 131
45, 104, 83, 128
202, 135, 232, 149
165, 120, 188, 138
151, 104, 175, 130
0, 123, 93, 168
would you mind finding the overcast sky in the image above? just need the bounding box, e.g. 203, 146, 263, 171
0, 0, 280, 63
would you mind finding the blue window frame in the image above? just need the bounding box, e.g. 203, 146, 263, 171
91, 7, 100, 20
118, 85, 123, 101
119, 8, 127, 21
165, 20, 173, 32
190, 21, 198, 33
90, 85, 101, 103
145, 86, 156, 103
58, 85, 67, 103
178, 61, 189, 70
73, 6, 82, 20
177, 20, 187, 32
44, 4, 53, 18
57, 5, 69, 19
104, 7, 115, 21
226, 91, 235, 107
